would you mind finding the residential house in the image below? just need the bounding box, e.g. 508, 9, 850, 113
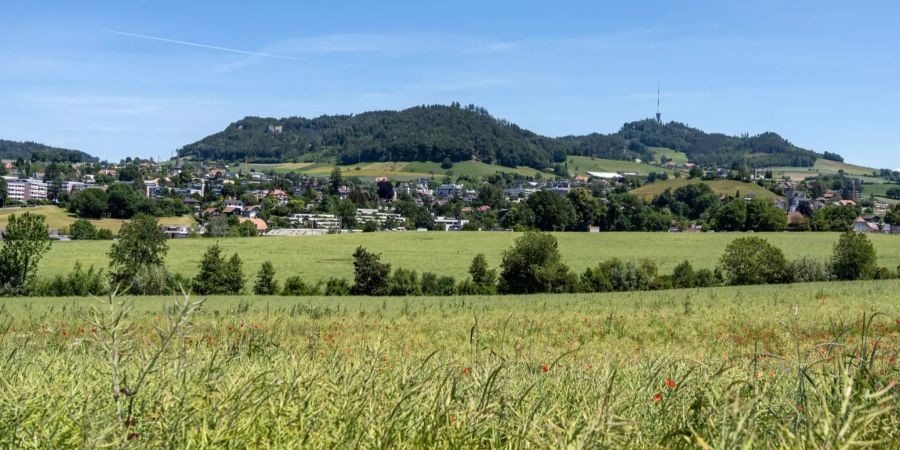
852, 217, 879, 233
239, 218, 268, 233
269, 189, 289, 206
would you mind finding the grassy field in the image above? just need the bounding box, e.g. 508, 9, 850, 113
862, 182, 900, 198
647, 146, 689, 164
2, 280, 899, 447
814, 159, 879, 176
0, 206, 195, 233
35, 232, 900, 285
629, 178, 779, 201
567, 156, 675, 177
763, 159, 881, 181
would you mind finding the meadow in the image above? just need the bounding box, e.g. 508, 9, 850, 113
35, 232, 900, 285
1, 280, 899, 447
629, 178, 779, 201
0, 206, 194, 233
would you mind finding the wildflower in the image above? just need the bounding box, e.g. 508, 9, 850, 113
62, 330, 69, 337
652, 392, 663, 402
542, 364, 550, 373
91, 328, 97, 333
78, 327, 85, 333
665, 378, 677, 390
462, 368, 471, 375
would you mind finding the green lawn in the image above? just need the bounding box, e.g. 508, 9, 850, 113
0, 206, 194, 233
567, 156, 674, 176
629, 178, 779, 201
3, 280, 900, 446
37, 231, 900, 285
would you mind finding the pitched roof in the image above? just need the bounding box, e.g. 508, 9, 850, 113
239, 218, 268, 231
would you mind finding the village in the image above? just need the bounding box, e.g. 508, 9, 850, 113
1, 156, 898, 239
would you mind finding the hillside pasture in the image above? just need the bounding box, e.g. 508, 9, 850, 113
647, 146, 688, 164
35, 231, 900, 286
567, 156, 675, 177
2, 280, 899, 447
628, 178, 779, 201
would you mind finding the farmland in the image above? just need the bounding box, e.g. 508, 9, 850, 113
1, 280, 899, 447
35, 232, 900, 285
0, 206, 194, 233
567, 155, 674, 177
628, 178, 779, 201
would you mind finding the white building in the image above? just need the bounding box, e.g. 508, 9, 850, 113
2, 177, 49, 202
435, 183, 463, 198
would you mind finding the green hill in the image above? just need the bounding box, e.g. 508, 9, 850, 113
629, 178, 779, 201
0, 139, 97, 163
180, 104, 826, 172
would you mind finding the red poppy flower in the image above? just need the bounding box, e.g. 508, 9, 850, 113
462, 368, 471, 375
652, 392, 663, 402
542, 364, 550, 373
665, 378, 677, 389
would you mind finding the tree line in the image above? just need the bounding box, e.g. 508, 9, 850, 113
0, 213, 894, 298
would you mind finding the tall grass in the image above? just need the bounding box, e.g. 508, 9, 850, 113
0, 281, 898, 447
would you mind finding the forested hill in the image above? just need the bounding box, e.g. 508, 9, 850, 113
178, 104, 822, 169
0, 140, 98, 163
179, 105, 568, 168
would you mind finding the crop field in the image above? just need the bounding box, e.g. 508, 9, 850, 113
567, 156, 674, 177
628, 178, 779, 201
0, 206, 194, 233
35, 232, 900, 285
1, 280, 899, 447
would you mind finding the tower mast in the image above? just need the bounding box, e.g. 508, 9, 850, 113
656, 81, 661, 124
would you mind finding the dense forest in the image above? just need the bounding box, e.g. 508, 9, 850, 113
178, 104, 823, 170
0, 140, 98, 163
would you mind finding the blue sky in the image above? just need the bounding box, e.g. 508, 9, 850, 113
1, 1, 898, 168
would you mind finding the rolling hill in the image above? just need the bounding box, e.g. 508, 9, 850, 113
0, 139, 97, 163
628, 178, 779, 201
179, 104, 825, 171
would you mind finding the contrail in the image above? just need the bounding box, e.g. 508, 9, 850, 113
101, 29, 300, 60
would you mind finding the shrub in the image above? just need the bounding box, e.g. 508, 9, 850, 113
324, 277, 351, 296
465, 254, 497, 294
350, 246, 391, 296
389, 267, 421, 296
499, 231, 574, 294
785, 257, 829, 283
69, 219, 98, 240
31, 262, 107, 296
580, 258, 657, 293
253, 261, 278, 295
421, 272, 457, 296
282, 275, 320, 296
829, 232, 877, 280
718, 237, 787, 285
128, 265, 177, 295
